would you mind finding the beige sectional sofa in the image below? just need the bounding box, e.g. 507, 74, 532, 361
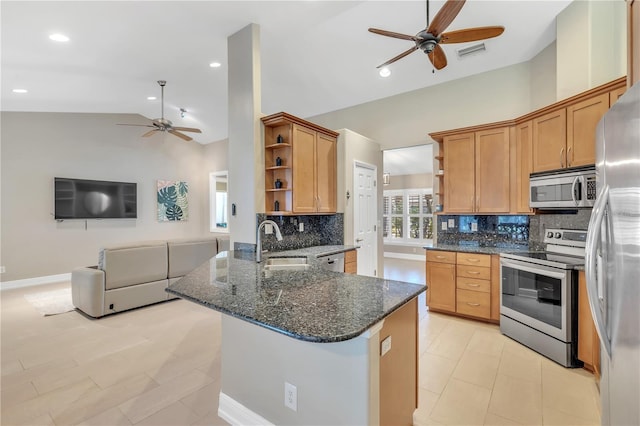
71, 236, 229, 318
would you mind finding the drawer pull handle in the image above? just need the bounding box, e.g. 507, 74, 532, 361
466, 302, 481, 307
467, 271, 480, 275
466, 283, 480, 287
436, 255, 446, 259
467, 258, 480, 262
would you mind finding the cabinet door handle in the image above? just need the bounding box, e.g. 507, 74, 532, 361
567, 146, 573, 166
467, 258, 480, 263
466, 283, 480, 287
560, 147, 565, 168
467, 271, 480, 275
466, 302, 481, 307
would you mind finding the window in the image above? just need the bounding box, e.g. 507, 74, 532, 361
383, 189, 433, 243
209, 171, 229, 233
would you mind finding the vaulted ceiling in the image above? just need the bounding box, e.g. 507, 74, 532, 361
1, 1, 571, 144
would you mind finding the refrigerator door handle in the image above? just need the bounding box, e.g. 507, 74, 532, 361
585, 184, 611, 357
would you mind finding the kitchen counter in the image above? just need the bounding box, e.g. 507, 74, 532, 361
270, 244, 359, 258
424, 242, 545, 255
166, 249, 424, 343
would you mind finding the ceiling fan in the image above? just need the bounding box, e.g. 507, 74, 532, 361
368, 0, 504, 71
118, 80, 202, 141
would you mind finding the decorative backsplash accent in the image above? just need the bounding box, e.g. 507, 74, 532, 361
256, 213, 344, 252
436, 215, 530, 246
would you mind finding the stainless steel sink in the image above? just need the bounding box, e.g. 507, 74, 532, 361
263, 257, 310, 271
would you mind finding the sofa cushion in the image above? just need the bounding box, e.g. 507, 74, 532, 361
167, 237, 218, 278
98, 241, 168, 290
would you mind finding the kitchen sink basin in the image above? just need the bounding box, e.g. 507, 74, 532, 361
263, 257, 310, 271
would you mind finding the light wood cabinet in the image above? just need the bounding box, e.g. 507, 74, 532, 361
443, 133, 475, 213
566, 93, 609, 168
578, 270, 600, 376
426, 250, 499, 322
532, 109, 567, 172
443, 127, 510, 214
515, 120, 533, 213
426, 251, 456, 313
610, 86, 627, 106
344, 249, 357, 274
262, 112, 337, 215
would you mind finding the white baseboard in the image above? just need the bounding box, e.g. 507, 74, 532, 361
218, 392, 275, 426
384, 252, 424, 261
1, 273, 71, 291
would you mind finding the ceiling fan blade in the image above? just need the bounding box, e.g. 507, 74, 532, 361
169, 130, 193, 141
117, 123, 155, 128
142, 129, 158, 137
428, 44, 448, 70
440, 26, 505, 44
172, 126, 202, 133
377, 46, 419, 68
426, 0, 466, 37
368, 28, 417, 41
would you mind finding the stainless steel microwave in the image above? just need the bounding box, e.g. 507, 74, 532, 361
529, 165, 596, 209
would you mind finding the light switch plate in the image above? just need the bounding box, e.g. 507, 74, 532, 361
448, 218, 455, 228
299, 222, 304, 232
441, 221, 447, 231
265, 224, 273, 234
471, 222, 478, 232
381, 336, 392, 356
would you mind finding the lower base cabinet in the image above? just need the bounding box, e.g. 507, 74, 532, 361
578, 270, 601, 378
426, 250, 500, 322
344, 249, 357, 274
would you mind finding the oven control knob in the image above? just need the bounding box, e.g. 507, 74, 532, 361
554, 232, 562, 239
547, 231, 554, 238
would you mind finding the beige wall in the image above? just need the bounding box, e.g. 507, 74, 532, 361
0, 112, 209, 282
309, 62, 532, 150
530, 41, 558, 110
384, 173, 433, 191
556, 0, 626, 99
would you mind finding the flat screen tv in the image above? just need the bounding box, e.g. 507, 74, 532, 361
54, 177, 137, 219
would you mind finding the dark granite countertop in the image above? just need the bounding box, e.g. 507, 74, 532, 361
270, 245, 359, 258
424, 242, 545, 255
166, 250, 424, 343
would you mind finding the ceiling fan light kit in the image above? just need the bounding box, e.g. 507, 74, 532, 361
368, 0, 504, 71
117, 80, 202, 142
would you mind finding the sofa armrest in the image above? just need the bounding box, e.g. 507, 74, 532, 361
71, 266, 105, 318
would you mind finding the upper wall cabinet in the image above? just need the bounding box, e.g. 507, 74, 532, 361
262, 112, 338, 215
442, 126, 510, 214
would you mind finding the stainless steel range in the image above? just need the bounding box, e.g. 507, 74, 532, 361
500, 229, 586, 367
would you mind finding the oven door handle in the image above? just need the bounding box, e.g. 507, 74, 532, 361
585, 184, 611, 358
500, 258, 568, 280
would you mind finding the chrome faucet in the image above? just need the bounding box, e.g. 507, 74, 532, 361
256, 220, 283, 263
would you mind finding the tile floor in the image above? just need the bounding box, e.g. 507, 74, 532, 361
0, 259, 600, 425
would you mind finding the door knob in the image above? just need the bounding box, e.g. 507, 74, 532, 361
355, 238, 364, 242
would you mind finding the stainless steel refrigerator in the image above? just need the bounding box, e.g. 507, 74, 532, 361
586, 81, 640, 426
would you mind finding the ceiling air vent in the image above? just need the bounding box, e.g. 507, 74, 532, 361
456, 42, 486, 59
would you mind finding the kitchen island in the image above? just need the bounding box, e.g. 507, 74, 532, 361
167, 248, 425, 426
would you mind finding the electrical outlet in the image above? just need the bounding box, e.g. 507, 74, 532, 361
0, 266, 5, 274
299, 222, 304, 232
265, 223, 273, 234
471, 222, 478, 232
448, 218, 455, 228
441, 221, 447, 231
284, 382, 297, 411
381, 335, 392, 356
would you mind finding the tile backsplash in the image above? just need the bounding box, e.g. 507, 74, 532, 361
436, 215, 530, 246
528, 209, 591, 243
254, 213, 344, 252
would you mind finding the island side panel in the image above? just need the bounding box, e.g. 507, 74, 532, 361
219, 314, 373, 425
379, 297, 418, 425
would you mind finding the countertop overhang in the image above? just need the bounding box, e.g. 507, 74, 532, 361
166, 247, 425, 343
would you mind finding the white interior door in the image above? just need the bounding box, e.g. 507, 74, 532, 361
353, 162, 377, 277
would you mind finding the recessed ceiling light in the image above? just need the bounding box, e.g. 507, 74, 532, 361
49, 33, 70, 42
379, 67, 391, 78
147, 96, 157, 100
209, 62, 222, 68
12, 89, 28, 93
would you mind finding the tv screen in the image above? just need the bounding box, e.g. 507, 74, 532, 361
54, 177, 137, 219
